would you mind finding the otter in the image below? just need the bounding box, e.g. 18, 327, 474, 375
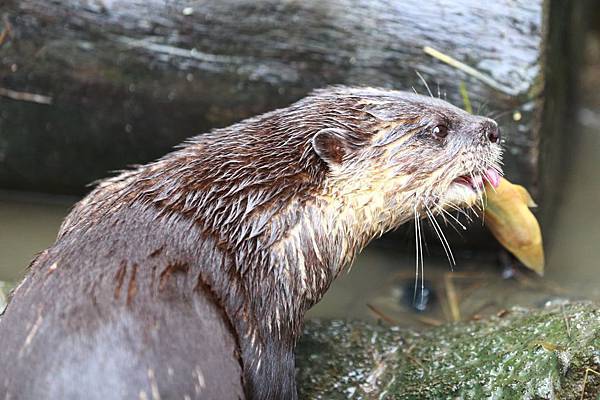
0, 87, 502, 400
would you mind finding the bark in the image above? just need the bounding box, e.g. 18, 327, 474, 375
0, 0, 547, 195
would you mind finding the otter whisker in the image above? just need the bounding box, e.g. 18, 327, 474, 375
481, 174, 497, 194
475, 164, 490, 186
469, 201, 482, 217
438, 205, 468, 231
429, 195, 460, 229
432, 205, 461, 235
476, 99, 490, 116
425, 206, 456, 270
446, 201, 475, 223
464, 202, 481, 225
415, 70, 434, 98
413, 209, 421, 302
449, 207, 473, 226
469, 171, 486, 220
474, 165, 491, 201
478, 168, 490, 205
474, 165, 491, 225
489, 162, 504, 178
491, 157, 505, 167
413, 202, 425, 303
486, 109, 512, 121
479, 197, 487, 224
413, 210, 419, 302
417, 212, 425, 302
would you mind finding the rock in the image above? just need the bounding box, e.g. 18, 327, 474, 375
297, 302, 600, 399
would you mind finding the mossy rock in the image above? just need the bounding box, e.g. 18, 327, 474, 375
297, 302, 600, 399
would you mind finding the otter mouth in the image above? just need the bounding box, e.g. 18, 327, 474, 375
453, 168, 501, 192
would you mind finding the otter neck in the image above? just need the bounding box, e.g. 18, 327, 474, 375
255, 172, 418, 334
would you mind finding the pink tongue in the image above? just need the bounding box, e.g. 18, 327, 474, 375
484, 168, 501, 188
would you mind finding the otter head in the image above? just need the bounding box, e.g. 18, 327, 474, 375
309, 87, 503, 243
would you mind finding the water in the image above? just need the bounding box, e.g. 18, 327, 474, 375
0, 192, 72, 282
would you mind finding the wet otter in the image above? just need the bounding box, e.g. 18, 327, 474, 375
0, 87, 502, 400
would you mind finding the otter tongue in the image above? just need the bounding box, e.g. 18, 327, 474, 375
484, 168, 501, 188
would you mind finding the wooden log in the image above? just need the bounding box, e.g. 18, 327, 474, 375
1, 0, 589, 253
0, 0, 546, 196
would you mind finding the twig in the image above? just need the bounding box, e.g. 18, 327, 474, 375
561, 304, 572, 339
0, 87, 53, 105
459, 82, 473, 114
467, 301, 499, 320
403, 344, 425, 369
423, 46, 519, 96
444, 273, 461, 322
413, 315, 443, 327
0, 16, 13, 47
439, 291, 452, 323
367, 304, 398, 325
580, 368, 600, 400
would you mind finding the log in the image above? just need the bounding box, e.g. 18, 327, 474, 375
0, 0, 547, 197
0, 0, 591, 254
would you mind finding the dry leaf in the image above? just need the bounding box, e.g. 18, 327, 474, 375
484, 177, 545, 275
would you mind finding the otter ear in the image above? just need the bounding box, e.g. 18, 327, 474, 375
312, 128, 347, 166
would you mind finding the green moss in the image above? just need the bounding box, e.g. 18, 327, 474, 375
297, 302, 600, 399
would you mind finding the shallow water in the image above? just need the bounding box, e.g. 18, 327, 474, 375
0, 192, 72, 281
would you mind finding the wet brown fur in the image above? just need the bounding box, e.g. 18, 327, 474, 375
0, 87, 502, 400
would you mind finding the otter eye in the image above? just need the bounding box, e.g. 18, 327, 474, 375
432, 125, 448, 139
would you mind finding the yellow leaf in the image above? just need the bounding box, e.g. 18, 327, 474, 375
484, 178, 545, 275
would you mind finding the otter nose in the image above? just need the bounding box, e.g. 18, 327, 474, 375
483, 121, 501, 143
488, 126, 500, 143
